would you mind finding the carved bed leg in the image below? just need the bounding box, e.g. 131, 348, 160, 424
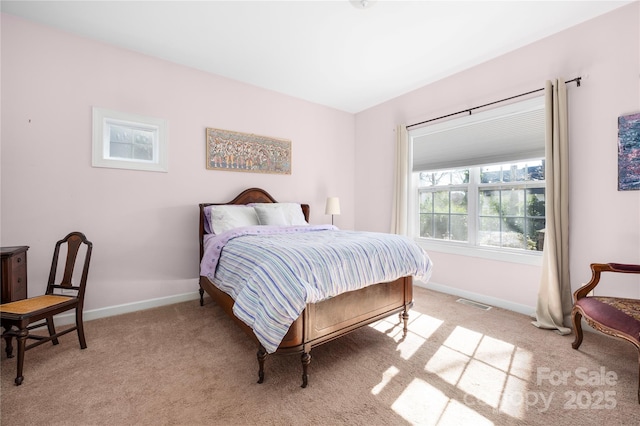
401, 308, 410, 338
257, 345, 267, 384
571, 309, 583, 350
301, 352, 311, 388
199, 287, 204, 306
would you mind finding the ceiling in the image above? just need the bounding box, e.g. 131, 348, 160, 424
1, 1, 633, 113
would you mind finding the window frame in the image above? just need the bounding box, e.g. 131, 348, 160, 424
92, 107, 168, 172
414, 161, 544, 238
411, 163, 545, 265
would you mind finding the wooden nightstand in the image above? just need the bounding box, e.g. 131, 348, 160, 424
1, 246, 29, 304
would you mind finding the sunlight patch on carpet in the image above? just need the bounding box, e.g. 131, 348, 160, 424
371, 366, 400, 395
367, 307, 535, 421
458, 359, 508, 408
510, 347, 534, 382
368, 311, 444, 361
499, 374, 530, 418
391, 378, 449, 424
368, 317, 401, 336
443, 326, 483, 356
425, 345, 470, 385
407, 311, 444, 340
391, 378, 493, 425
438, 398, 495, 426
475, 335, 515, 371
422, 324, 534, 421
395, 331, 427, 360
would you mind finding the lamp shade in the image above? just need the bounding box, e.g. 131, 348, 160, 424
325, 197, 341, 215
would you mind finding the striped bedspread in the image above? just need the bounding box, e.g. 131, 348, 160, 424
200, 225, 432, 353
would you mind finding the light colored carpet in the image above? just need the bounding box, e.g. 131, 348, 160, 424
1, 287, 638, 425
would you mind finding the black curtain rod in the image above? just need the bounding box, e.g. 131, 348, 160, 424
406, 77, 581, 129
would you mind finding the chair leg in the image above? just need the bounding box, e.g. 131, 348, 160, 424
14, 327, 28, 386
46, 317, 59, 345
3, 335, 14, 358
571, 309, 583, 349
76, 308, 87, 349
2, 325, 14, 358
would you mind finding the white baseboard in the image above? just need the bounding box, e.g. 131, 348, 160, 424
53, 291, 201, 326
415, 279, 537, 318
416, 280, 604, 335
53, 282, 536, 327
52, 283, 590, 335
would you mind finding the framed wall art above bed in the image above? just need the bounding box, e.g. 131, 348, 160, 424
206, 128, 291, 174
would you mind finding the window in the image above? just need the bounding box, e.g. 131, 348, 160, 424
92, 107, 168, 172
418, 169, 469, 242
418, 161, 545, 251
410, 96, 545, 254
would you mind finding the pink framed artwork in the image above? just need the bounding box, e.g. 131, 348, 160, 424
206, 128, 291, 175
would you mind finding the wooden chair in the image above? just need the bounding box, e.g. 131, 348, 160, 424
571, 263, 640, 403
1, 232, 92, 385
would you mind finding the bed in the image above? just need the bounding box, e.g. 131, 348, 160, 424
198, 187, 431, 387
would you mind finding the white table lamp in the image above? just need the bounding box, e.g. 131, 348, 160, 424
325, 197, 341, 225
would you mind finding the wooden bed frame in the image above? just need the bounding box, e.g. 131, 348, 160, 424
198, 188, 413, 387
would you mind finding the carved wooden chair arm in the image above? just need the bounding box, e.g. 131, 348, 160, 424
573, 263, 640, 301
609, 263, 640, 273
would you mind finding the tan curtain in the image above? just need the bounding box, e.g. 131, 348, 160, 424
532, 79, 572, 334
391, 124, 409, 235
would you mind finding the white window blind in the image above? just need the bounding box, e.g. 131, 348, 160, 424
411, 96, 545, 171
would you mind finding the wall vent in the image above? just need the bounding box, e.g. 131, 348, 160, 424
456, 298, 492, 311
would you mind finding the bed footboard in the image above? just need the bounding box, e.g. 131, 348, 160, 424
199, 275, 413, 387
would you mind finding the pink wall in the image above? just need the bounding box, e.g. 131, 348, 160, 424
354, 3, 640, 310
2, 4, 639, 318
1, 14, 355, 312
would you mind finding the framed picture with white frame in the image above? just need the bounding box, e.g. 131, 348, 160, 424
92, 107, 168, 172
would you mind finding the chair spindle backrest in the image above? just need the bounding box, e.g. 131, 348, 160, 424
46, 232, 93, 299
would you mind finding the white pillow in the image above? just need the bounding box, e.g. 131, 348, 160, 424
254, 205, 288, 226
207, 205, 260, 234
251, 203, 308, 226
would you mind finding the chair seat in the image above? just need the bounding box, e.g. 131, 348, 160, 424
0, 295, 73, 315
575, 296, 640, 343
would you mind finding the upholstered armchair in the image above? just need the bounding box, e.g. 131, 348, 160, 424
571, 263, 640, 403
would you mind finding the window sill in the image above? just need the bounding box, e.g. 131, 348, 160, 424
415, 238, 543, 266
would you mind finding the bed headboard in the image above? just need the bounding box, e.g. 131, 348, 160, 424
198, 188, 310, 261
